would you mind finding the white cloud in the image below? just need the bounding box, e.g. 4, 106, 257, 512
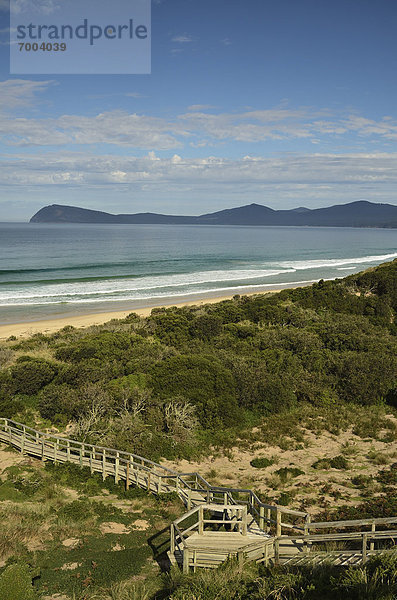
0, 79, 55, 112
1, 89, 397, 150
2, 151, 397, 189
0, 110, 188, 148
187, 104, 216, 111
171, 34, 193, 43
11, 0, 60, 15
125, 92, 146, 98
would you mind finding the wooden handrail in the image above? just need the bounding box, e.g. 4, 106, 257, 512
0, 418, 309, 533
283, 529, 397, 543
3, 416, 397, 574
308, 517, 397, 529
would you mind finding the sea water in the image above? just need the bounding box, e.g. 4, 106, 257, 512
1, 222, 397, 324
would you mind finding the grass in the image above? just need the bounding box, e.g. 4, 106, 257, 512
249, 456, 275, 469
0, 458, 182, 598
367, 449, 390, 465
312, 455, 349, 470
0, 400, 395, 597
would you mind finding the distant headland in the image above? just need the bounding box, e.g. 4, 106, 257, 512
30, 200, 397, 228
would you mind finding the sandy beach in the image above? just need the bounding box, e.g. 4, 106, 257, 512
0, 289, 289, 341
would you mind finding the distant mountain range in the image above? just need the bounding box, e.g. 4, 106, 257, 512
30, 201, 397, 228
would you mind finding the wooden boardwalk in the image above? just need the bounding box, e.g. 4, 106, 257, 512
1, 418, 396, 572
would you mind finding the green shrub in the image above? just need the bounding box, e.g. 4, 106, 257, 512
10, 358, 57, 395
38, 383, 81, 422
312, 455, 349, 470
275, 467, 304, 483
190, 314, 223, 339
351, 475, 372, 488
0, 563, 37, 600
278, 492, 292, 506
151, 354, 239, 428
330, 455, 349, 470
377, 463, 397, 485
10, 469, 44, 497
250, 457, 274, 469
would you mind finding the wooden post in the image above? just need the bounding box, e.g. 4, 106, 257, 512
275, 538, 280, 566
242, 506, 248, 536
115, 452, 120, 484
54, 439, 58, 463
187, 489, 192, 511
20, 425, 26, 455
158, 475, 162, 494
89, 448, 93, 474
276, 509, 282, 537
80, 445, 84, 467
198, 506, 204, 535
126, 461, 130, 490
102, 449, 106, 481
264, 542, 269, 566
304, 514, 311, 553
170, 524, 175, 554
41, 436, 45, 462
183, 548, 189, 574
147, 471, 151, 492
370, 522, 375, 552
362, 533, 368, 564
67, 440, 71, 462
259, 506, 265, 531
266, 508, 271, 533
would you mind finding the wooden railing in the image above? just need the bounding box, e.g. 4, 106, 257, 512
0, 418, 179, 494
278, 525, 397, 565
297, 516, 397, 563
0, 418, 309, 537
1, 418, 396, 572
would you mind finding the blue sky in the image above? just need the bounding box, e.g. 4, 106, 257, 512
1, 0, 397, 220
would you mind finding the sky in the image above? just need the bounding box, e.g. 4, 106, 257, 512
1, 0, 397, 221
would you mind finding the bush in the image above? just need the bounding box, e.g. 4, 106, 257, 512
151, 354, 239, 428
330, 455, 349, 470
312, 455, 349, 470
38, 383, 81, 422
250, 457, 274, 469
10, 358, 57, 395
0, 563, 37, 600
377, 463, 397, 485
278, 492, 293, 505
190, 314, 223, 339
275, 467, 304, 482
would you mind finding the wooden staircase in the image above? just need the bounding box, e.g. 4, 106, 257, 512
1, 418, 396, 572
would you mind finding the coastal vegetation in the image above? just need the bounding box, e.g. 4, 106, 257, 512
0, 259, 396, 598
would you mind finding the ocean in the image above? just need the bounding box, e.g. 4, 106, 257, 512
1, 222, 397, 325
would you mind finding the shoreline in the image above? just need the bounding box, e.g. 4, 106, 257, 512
0, 288, 292, 340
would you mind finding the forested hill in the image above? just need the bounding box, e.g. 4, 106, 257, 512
1, 259, 397, 464
30, 200, 397, 227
